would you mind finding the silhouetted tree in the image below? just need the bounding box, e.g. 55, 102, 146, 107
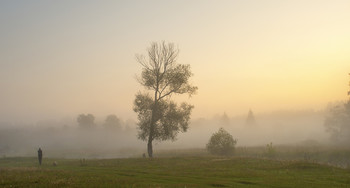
245, 109, 256, 126
104, 114, 121, 130
324, 101, 350, 143
207, 128, 237, 156
77, 114, 95, 128
220, 112, 230, 126
133, 41, 197, 157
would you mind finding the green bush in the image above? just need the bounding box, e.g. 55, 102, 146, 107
206, 128, 237, 156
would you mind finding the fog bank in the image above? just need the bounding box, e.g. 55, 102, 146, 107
0, 109, 333, 158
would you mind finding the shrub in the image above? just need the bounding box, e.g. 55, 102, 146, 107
206, 128, 237, 156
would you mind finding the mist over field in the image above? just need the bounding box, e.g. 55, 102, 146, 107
174, 110, 327, 148
2, 1, 350, 187
0, 109, 332, 158
1, 0, 350, 161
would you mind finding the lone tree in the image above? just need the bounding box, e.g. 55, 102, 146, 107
77, 114, 95, 128
104, 114, 122, 130
324, 101, 350, 143
133, 41, 197, 157
220, 112, 230, 126
207, 128, 237, 156
245, 109, 256, 126
324, 74, 350, 144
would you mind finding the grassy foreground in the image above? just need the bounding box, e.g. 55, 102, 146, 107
1, 157, 350, 187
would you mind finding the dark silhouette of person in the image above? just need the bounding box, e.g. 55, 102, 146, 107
38, 148, 43, 165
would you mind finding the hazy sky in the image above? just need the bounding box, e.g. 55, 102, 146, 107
1, 0, 350, 123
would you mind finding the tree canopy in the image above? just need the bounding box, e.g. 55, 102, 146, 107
104, 114, 122, 130
246, 109, 256, 126
77, 114, 95, 128
133, 41, 197, 157
207, 128, 237, 156
324, 101, 350, 144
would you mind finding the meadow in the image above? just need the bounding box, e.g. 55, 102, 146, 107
1, 153, 350, 187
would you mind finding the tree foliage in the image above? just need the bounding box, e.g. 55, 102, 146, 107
324, 101, 350, 143
207, 128, 237, 156
220, 112, 230, 126
77, 114, 95, 128
133, 41, 197, 157
136, 42, 197, 99
246, 109, 256, 126
104, 114, 122, 130
134, 94, 193, 141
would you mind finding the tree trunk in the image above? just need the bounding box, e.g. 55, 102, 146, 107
147, 87, 158, 158
147, 112, 155, 158
147, 138, 153, 158
147, 105, 155, 158
147, 103, 156, 158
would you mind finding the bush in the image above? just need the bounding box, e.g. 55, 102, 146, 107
206, 128, 237, 156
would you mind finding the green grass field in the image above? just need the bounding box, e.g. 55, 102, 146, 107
1, 156, 350, 187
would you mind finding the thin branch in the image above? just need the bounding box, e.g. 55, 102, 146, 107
158, 85, 182, 101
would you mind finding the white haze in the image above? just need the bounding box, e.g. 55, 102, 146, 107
0, 109, 331, 158
157, 109, 327, 149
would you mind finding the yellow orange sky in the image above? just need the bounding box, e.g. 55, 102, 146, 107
0, 0, 349, 123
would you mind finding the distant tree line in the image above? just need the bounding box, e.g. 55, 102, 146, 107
77, 114, 123, 130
